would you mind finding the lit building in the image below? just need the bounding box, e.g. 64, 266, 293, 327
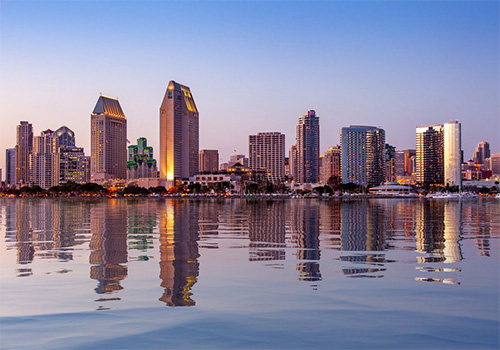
491, 153, 500, 175
395, 149, 416, 177
127, 137, 158, 179
30, 129, 59, 189
90, 95, 127, 180
341, 125, 385, 187
295, 110, 320, 183
320, 145, 341, 184
385, 144, 396, 182
55, 126, 76, 147
59, 148, 90, 184
5, 148, 16, 186
473, 141, 490, 164
199, 149, 219, 173
229, 154, 248, 168
159, 81, 199, 180
249, 132, 285, 182
443, 121, 462, 187
416, 124, 444, 185
15, 121, 33, 185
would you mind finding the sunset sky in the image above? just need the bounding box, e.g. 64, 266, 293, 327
1, 1, 498, 169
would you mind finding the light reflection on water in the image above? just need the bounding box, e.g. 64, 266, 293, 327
0, 198, 499, 348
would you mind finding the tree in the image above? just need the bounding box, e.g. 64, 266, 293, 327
327, 175, 341, 191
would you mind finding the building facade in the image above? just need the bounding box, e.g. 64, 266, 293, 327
385, 144, 396, 182
30, 129, 59, 189
320, 145, 341, 184
5, 148, 16, 186
416, 125, 444, 185
15, 121, 33, 185
296, 110, 320, 183
159, 81, 199, 180
59, 148, 90, 184
395, 149, 416, 177
473, 141, 490, 164
341, 126, 385, 187
443, 121, 462, 187
490, 153, 500, 175
90, 95, 127, 180
127, 137, 158, 180
199, 149, 219, 173
248, 132, 285, 183
55, 126, 76, 148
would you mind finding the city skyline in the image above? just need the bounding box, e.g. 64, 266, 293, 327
1, 1, 498, 170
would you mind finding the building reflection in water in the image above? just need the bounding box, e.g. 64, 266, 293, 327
158, 200, 200, 307
7, 199, 88, 276
290, 200, 321, 281
248, 201, 286, 263
89, 199, 128, 295
127, 200, 158, 259
340, 201, 386, 278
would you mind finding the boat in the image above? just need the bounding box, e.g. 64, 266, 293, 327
426, 192, 460, 199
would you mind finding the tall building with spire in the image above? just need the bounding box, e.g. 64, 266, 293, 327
295, 110, 320, 183
90, 95, 127, 180
15, 121, 33, 185
159, 81, 199, 181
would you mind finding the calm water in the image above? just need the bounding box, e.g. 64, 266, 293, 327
0, 198, 499, 349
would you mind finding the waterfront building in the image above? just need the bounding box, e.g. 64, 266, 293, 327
30, 129, 59, 189
473, 141, 490, 164
491, 153, 500, 175
385, 144, 396, 182
59, 147, 90, 184
295, 110, 320, 183
249, 132, 285, 183
416, 124, 444, 185
395, 149, 416, 177
5, 148, 16, 186
341, 125, 385, 187
199, 149, 219, 173
90, 95, 127, 180
320, 145, 341, 184
15, 121, 33, 185
127, 137, 158, 180
443, 121, 462, 187
159, 80, 199, 180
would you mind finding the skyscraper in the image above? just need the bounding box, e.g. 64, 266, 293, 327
5, 148, 16, 186
385, 144, 396, 182
55, 126, 90, 184
30, 129, 59, 189
90, 95, 127, 180
443, 121, 461, 187
473, 141, 490, 164
395, 149, 416, 177
341, 126, 385, 187
159, 81, 199, 180
416, 125, 444, 185
15, 121, 33, 185
416, 121, 462, 187
199, 150, 219, 173
296, 110, 320, 183
127, 137, 158, 179
248, 132, 285, 182
320, 145, 341, 184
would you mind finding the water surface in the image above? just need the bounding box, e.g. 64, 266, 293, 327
0, 198, 498, 349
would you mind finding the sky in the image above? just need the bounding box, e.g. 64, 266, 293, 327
1, 1, 499, 172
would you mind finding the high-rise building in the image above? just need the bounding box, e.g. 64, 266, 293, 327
90, 95, 127, 180
385, 144, 396, 182
55, 126, 76, 148
443, 121, 462, 187
416, 121, 462, 187
127, 137, 158, 179
395, 149, 416, 177
290, 145, 298, 180
341, 125, 385, 187
490, 153, 500, 175
5, 148, 16, 186
15, 121, 33, 185
59, 148, 90, 184
320, 145, 341, 184
30, 129, 59, 189
249, 132, 285, 182
199, 150, 219, 173
416, 125, 444, 185
296, 110, 320, 183
473, 141, 490, 164
159, 81, 199, 180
